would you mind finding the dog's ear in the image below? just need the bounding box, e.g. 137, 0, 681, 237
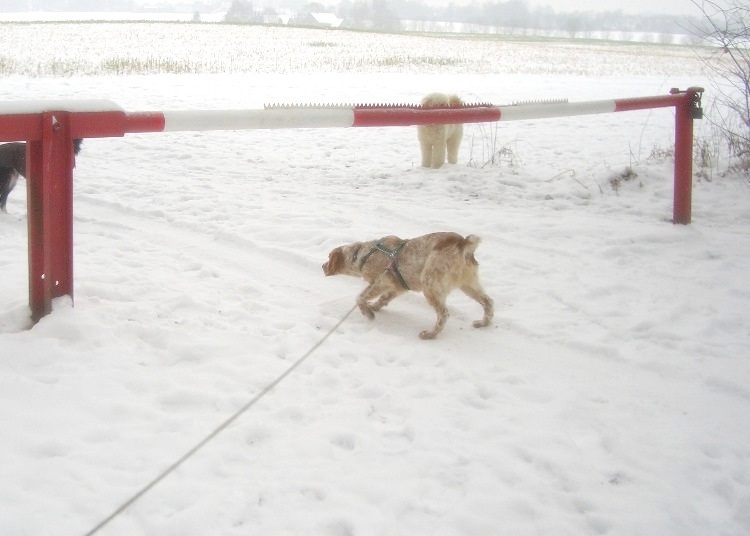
323, 247, 344, 276
330, 247, 345, 274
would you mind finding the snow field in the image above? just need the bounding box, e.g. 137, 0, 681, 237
0, 26, 748, 536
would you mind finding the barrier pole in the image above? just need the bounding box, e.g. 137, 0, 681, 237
1, 89, 704, 324
26, 112, 75, 322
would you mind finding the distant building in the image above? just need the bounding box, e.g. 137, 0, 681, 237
262, 8, 292, 25
297, 12, 343, 29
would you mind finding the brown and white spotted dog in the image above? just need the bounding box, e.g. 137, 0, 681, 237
323, 232, 494, 339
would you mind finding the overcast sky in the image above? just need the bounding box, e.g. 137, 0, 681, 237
0, 0, 704, 18
531, 0, 699, 16
428, 0, 701, 17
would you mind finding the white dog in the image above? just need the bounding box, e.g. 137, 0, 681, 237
417, 92, 464, 169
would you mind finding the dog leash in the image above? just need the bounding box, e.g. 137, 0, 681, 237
82, 303, 357, 536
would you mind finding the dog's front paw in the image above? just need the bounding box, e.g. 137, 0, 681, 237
357, 302, 375, 320
419, 330, 437, 340
473, 319, 490, 328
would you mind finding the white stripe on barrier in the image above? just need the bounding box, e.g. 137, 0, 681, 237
499, 100, 617, 122
162, 108, 356, 132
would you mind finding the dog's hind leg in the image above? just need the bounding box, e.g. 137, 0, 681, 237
419, 289, 449, 339
461, 282, 494, 328
446, 131, 462, 164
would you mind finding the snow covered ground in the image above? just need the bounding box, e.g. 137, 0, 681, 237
1, 24, 749, 536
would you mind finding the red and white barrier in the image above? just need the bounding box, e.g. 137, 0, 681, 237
111, 92, 698, 133
0, 87, 704, 322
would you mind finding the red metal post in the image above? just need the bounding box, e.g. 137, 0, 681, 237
672, 87, 703, 225
26, 112, 76, 322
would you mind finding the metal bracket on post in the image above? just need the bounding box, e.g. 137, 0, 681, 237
26, 112, 75, 322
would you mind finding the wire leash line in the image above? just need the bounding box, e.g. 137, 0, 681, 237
83, 304, 357, 536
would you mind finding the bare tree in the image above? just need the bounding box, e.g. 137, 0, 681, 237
225, 0, 256, 23
691, 0, 750, 165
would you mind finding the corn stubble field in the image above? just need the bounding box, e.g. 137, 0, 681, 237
0, 21, 706, 77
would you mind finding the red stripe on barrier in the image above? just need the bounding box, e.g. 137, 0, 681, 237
125, 112, 167, 134
0, 114, 43, 141
352, 106, 501, 127
69, 112, 129, 138
614, 94, 684, 113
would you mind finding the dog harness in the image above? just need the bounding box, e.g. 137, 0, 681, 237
352, 239, 410, 290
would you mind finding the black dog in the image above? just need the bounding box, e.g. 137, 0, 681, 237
0, 139, 82, 213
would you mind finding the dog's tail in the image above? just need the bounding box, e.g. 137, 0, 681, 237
463, 235, 482, 266
463, 234, 481, 253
